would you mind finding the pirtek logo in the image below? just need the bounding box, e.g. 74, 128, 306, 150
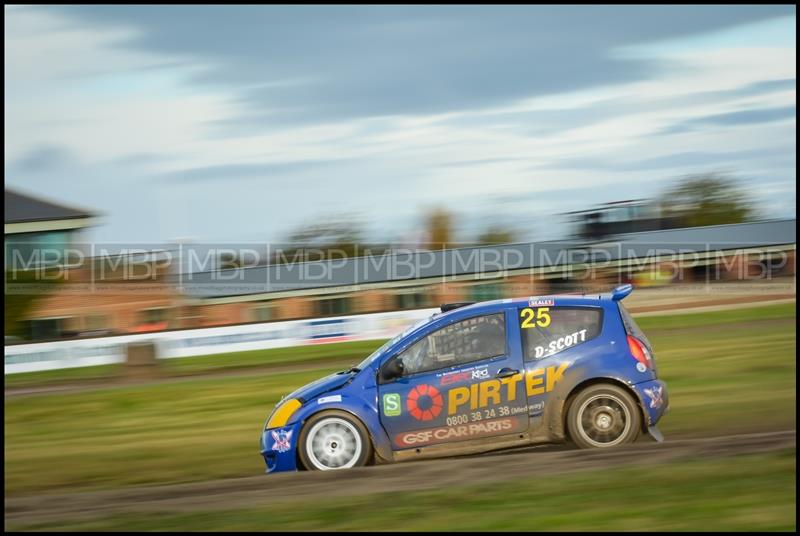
447, 363, 569, 415
407, 384, 444, 421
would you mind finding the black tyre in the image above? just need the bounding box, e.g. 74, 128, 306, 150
298, 410, 373, 471
566, 384, 642, 449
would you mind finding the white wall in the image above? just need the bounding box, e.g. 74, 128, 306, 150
4, 308, 438, 374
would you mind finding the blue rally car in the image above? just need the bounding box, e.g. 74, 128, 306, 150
260, 284, 668, 473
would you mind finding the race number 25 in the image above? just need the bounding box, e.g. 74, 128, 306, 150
520, 307, 551, 328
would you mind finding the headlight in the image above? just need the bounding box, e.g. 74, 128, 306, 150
265, 398, 302, 430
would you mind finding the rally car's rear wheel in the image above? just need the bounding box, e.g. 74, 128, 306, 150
298, 410, 373, 471
567, 384, 641, 449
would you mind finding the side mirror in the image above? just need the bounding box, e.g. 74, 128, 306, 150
380, 357, 405, 383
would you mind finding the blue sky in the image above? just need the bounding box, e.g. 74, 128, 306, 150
4, 5, 796, 244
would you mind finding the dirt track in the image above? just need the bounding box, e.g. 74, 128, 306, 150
5, 430, 795, 526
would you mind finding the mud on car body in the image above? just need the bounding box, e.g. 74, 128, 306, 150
260, 284, 669, 473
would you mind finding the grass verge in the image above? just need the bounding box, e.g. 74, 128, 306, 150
4, 303, 796, 495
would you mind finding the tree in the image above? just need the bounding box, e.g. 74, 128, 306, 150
659, 173, 758, 228
4, 268, 63, 339
425, 207, 453, 250
277, 215, 373, 262
477, 225, 519, 245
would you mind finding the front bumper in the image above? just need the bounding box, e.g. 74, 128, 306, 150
260, 420, 304, 473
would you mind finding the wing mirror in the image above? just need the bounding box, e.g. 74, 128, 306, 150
380, 356, 405, 383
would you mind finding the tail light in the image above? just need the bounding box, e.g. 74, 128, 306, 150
627, 335, 653, 369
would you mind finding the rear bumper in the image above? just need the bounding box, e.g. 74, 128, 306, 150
631, 379, 669, 427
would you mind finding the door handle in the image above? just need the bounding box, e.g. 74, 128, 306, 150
496, 367, 520, 379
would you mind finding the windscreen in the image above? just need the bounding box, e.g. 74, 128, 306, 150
355, 314, 436, 370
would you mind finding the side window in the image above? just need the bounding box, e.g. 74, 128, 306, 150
398, 313, 506, 376
520, 307, 602, 360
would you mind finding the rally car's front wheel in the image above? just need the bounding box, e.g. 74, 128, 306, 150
567, 384, 641, 449
298, 410, 373, 470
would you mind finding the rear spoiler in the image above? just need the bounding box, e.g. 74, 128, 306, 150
440, 302, 475, 313
611, 284, 634, 301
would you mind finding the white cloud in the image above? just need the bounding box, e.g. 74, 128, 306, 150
4, 7, 796, 243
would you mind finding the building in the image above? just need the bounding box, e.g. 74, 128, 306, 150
5, 185, 795, 343
563, 199, 683, 240
5, 188, 96, 269
5, 190, 181, 340
19, 250, 185, 339
180, 219, 796, 328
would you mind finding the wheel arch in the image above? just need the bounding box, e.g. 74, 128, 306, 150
294, 405, 381, 470
562, 377, 649, 439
